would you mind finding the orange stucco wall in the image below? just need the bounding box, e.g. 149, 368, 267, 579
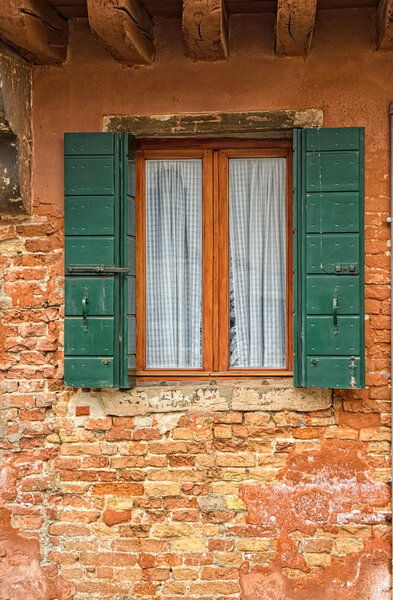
33, 9, 391, 218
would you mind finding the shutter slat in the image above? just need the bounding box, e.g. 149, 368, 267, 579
294, 127, 365, 389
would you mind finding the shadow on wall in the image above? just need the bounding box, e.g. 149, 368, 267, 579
0, 41, 31, 214
0, 129, 22, 213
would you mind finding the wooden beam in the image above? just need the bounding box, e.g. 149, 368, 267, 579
377, 0, 393, 50
0, 1, 67, 64
182, 0, 229, 61
275, 0, 317, 57
87, 0, 155, 65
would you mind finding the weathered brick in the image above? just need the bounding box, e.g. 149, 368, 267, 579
92, 483, 144, 496
145, 483, 181, 497
171, 537, 206, 552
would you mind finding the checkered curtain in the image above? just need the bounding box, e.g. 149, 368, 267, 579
145, 160, 203, 368
229, 158, 287, 368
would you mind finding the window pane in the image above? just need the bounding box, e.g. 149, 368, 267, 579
146, 159, 203, 368
229, 158, 287, 368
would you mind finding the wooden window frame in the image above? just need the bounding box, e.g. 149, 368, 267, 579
134, 139, 293, 382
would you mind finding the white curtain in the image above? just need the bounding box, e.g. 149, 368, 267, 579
229, 158, 287, 368
146, 160, 203, 368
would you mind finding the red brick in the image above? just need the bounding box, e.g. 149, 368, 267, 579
84, 417, 113, 430
103, 509, 132, 526
92, 483, 144, 496
19, 408, 46, 421
133, 428, 161, 441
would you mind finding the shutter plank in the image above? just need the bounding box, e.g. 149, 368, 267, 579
65, 196, 115, 236
64, 358, 115, 388
306, 316, 360, 355
306, 151, 360, 192
65, 318, 115, 355
306, 276, 360, 314
306, 192, 359, 233
65, 237, 115, 266
306, 357, 361, 389
64, 157, 115, 195
64, 133, 115, 155
65, 277, 114, 315
294, 127, 365, 389
306, 233, 359, 274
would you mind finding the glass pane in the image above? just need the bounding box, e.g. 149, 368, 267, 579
146, 159, 203, 368
229, 158, 287, 368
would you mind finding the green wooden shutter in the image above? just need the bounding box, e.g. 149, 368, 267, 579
294, 127, 365, 389
64, 132, 132, 388
121, 137, 136, 387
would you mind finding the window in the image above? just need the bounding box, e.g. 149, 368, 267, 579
135, 140, 293, 380
64, 128, 365, 390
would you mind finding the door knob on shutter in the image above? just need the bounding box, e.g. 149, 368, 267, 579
82, 296, 88, 332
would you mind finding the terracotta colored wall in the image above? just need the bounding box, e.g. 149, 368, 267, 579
0, 7, 391, 600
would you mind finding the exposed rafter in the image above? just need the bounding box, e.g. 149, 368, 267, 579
376, 0, 393, 50
87, 0, 155, 65
0, 0, 67, 64
182, 0, 229, 61
275, 0, 317, 57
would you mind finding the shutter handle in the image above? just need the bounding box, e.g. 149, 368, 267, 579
82, 296, 88, 332
332, 291, 339, 335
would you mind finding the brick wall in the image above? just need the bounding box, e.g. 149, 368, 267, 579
0, 8, 392, 600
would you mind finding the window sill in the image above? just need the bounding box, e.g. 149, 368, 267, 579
134, 370, 294, 382
74, 379, 332, 417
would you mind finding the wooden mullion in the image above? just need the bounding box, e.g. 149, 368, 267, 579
212, 150, 220, 372
217, 150, 230, 372
203, 150, 214, 372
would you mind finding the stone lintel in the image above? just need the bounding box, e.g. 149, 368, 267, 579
70, 382, 332, 417
105, 109, 324, 138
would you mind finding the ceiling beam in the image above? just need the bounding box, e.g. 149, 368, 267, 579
275, 0, 317, 57
0, 1, 67, 64
87, 0, 155, 65
376, 0, 393, 50
182, 0, 229, 61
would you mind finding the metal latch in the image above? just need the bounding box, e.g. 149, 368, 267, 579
66, 265, 130, 274
335, 264, 357, 273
